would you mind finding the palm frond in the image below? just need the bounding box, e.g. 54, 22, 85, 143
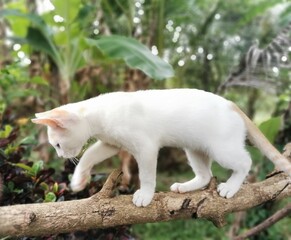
219, 22, 291, 93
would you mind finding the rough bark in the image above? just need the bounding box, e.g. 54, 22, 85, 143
0, 169, 290, 237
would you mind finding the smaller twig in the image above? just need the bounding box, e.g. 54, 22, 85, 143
283, 143, 291, 159
234, 203, 291, 240
273, 181, 290, 199
227, 211, 246, 238
92, 169, 123, 199
234, 142, 291, 239
0, 173, 2, 202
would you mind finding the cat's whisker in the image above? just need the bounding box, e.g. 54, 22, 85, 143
69, 158, 75, 165
69, 158, 77, 166
73, 157, 80, 165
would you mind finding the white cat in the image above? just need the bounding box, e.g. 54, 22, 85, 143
32, 89, 291, 207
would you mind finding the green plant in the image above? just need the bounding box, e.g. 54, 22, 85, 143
86, 36, 174, 80
0, 2, 174, 101
0, 63, 47, 107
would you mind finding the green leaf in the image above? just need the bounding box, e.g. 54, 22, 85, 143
53, 182, 59, 193
0, 125, 13, 138
32, 161, 44, 176
237, 0, 283, 27
19, 136, 37, 145
7, 181, 15, 191
0, 9, 47, 32
15, 163, 33, 173
51, 0, 80, 24
13, 188, 24, 194
25, 27, 60, 65
73, 3, 95, 28
0, 9, 62, 66
4, 145, 18, 155
246, 145, 263, 163
0, 103, 6, 115
86, 36, 175, 80
40, 182, 49, 192
30, 76, 49, 86
6, 88, 39, 102
45, 192, 57, 202
259, 116, 282, 144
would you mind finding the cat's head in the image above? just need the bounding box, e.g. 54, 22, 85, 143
32, 108, 89, 158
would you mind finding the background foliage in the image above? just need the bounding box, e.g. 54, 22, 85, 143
0, 0, 290, 239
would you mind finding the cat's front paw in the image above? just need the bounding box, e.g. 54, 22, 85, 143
132, 189, 154, 207
70, 171, 90, 192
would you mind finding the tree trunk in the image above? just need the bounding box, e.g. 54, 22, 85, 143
0, 0, 11, 66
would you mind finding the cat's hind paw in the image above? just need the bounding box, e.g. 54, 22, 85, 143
170, 177, 211, 193
132, 189, 154, 207
170, 182, 195, 193
170, 182, 198, 193
170, 182, 185, 193
217, 182, 240, 199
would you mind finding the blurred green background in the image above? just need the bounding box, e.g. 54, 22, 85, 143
0, 0, 290, 239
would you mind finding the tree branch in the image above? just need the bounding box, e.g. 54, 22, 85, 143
232, 143, 291, 239
1, 144, 290, 237
0, 169, 290, 237
234, 203, 291, 240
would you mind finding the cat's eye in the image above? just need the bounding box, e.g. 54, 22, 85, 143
56, 143, 61, 148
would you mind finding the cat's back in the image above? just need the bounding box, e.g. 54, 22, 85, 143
78, 89, 229, 113
82, 89, 237, 148
93, 89, 229, 114
132, 89, 229, 109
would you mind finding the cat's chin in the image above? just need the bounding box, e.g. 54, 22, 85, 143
62, 149, 82, 159
63, 154, 79, 159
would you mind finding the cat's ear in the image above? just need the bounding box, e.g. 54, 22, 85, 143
35, 109, 67, 118
31, 118, 64, 129
32, 108, 78, 129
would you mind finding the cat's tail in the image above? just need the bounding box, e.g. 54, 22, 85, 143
231, 103, 291, 176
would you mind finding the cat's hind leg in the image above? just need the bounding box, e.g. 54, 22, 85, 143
170, 149, 212, 193
70, 141, 119, 192
212, 145, 252, 198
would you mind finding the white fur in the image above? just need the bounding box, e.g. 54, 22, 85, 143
37, 89, 253, 207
